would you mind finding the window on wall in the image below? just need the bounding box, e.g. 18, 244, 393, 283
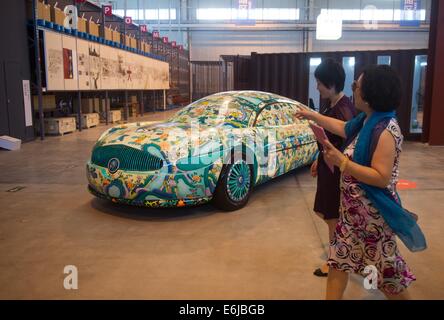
195, 8, 300, 20
114, 9, 177, 20
342, 57, 355, 101
377, 56, 392, 65
410, 55, 427, 134
308, 58, 322, 111
319, 8, 426, 21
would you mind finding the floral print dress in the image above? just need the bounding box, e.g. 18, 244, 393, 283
327, 119, 416, 295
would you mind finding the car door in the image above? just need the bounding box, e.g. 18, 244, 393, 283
278, 102, 318, 170
254, 103, 292, 181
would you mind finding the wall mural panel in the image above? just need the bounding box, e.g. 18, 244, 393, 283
44, 31, 64, 90
61, 36, 78, 90
77, 39, 91, 90
89, 41, 102, 90
43, 30, 169, 91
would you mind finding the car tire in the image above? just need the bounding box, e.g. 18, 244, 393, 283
212, 151, 253, 211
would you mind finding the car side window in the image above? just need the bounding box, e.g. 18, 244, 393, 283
278, 103, 297, 125
258, 103, 299, 127
255, 105, 281, 127
282, 102, 309, 125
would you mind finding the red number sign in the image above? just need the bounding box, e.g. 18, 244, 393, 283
103, 5, 112, 16
124, 16, 132, 25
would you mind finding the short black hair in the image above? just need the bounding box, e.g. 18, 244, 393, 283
314, 58, 345, 93
360, 65, 402, 112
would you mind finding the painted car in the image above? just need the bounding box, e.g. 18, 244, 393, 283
87, 91, 319, 211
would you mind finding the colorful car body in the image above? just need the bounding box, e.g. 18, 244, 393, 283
87, 91, 319, 208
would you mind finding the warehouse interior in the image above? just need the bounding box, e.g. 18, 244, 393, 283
0, 0, 443, 300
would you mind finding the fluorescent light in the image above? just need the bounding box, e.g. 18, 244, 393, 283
420, 62, 428, 67
316, 12, 342, 40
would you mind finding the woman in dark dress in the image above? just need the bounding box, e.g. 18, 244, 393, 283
311, 59, 356, 277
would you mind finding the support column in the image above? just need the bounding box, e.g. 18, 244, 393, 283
124, 90, 129, 121
105, 91, 109, 125
423, 0, 444, 145
77, 91, 82, 132
140, 91, 144, 117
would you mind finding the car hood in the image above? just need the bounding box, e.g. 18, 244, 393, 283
95, 121, 230, 163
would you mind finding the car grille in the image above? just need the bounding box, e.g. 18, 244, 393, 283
91, 144, 163, 172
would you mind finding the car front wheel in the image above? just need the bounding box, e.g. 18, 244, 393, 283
212, 154, 253, 211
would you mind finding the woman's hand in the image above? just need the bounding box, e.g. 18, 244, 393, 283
322, 139, 347, 168
294, 108, 317, 121
310, 159, 318, 177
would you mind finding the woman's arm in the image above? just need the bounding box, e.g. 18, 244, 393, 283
322, 129, 396, 188
295, 109, 347, 138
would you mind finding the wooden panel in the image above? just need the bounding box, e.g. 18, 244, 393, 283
52, 6, 65, 26
37, 1, 51, 21
77, 17, 87, 33
425, 0, 444, 145
105, 27, 113, 41
88, 20, 99, 37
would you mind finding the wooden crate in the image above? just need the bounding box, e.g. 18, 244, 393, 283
124, 34, 131, 47
101, 110, 121, 123
112, 30, 121, 43
88, 20, 100, 37
141, 41, 151, 53
37, 1, 51, 21
41, 117, 77, 136
130, 37, 137, 49
51, 6, 65, 26
77, 17, 87, 32
73, 97, 100, 114
70, 113, 100, 129
105, 27, 113, 41
129, 103, 139, 117
33, 95, 56, 111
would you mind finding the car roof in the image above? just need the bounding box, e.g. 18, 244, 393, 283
210, 91, 298, 110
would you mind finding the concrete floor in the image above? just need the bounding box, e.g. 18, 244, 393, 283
0, 110, 444, 300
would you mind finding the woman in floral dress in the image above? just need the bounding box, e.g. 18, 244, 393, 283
296, 65, 417, 300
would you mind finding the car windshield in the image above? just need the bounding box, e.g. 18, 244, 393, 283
169, 95, 255, 128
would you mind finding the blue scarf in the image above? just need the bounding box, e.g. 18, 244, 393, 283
344, 111, 427, 252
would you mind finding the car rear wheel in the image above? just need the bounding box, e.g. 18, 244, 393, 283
212, 153, 253, 211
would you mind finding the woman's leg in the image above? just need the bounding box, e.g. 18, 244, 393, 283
326, 218, 338, 242
317, 217, 338, 273
326, 268, 349, 300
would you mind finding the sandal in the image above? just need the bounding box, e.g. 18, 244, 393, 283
313, 268, 328, 277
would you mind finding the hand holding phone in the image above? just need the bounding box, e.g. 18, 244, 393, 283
309, 123, 334, 173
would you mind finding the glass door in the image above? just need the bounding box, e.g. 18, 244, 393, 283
410, 55, 427, 134
308, 57, 322, 111
377, 55, 391, 65
342, 57, 355, 101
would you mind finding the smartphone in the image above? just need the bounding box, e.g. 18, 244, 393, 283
309, 123, 334, 173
